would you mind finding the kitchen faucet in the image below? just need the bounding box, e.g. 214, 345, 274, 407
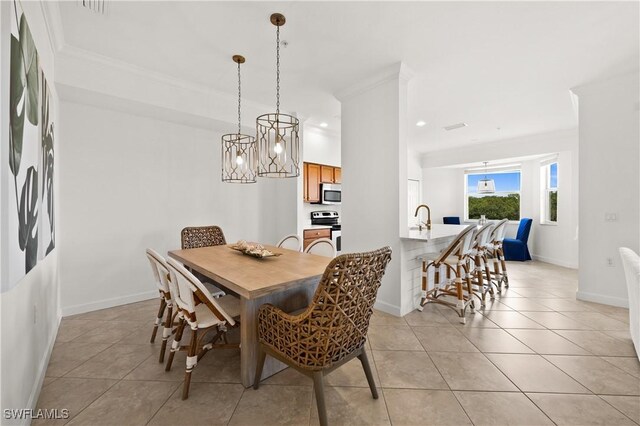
414, 204, 432, 231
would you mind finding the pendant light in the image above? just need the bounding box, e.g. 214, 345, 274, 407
256, 13, 300, 178
477, 161, 496, 194
222, 55, 257, 183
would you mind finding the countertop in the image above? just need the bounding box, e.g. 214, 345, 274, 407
304, 225, 333, 230
401, 224, 470, 243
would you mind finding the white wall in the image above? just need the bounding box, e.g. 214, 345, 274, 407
303, 125, 341, 167
420, 129, 579, 268
58, 99, 297, 315
573, 71, 640, 307
340, 63, 411, 315
421, 168, 463, 225
0, 1, 60, 421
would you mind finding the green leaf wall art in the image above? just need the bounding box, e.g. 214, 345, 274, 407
3, 2, 55, 292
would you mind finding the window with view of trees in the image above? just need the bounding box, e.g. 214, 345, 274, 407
466, 170, 521, 221
542, 162, 558, 223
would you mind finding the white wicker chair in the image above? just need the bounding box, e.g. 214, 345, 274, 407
304, 238, 336, 258
619, 247, 640, 361
418, 224, 477, 323
145, 248, 175, 363
165, 257, 240, 399
470, 223, 496, 307
277, 234, 302, 252
486, 218, 510, 291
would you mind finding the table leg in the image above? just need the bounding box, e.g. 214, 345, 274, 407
239, 278, 319, 387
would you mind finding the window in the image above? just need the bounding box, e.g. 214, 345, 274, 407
408, 179, 421, 226
542, 161, 558, 223
465, 169, 521, 221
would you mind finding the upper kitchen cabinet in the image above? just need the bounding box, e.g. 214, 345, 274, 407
305, 162, 321, 203
321, 165, 334, 183
334, 167, 342, 184
303, 162, 340, 203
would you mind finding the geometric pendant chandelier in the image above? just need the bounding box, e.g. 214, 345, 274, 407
222, 55, 257, 183
256, 13, 300, 178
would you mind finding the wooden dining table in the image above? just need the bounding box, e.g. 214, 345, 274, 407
168, 244, 330, 387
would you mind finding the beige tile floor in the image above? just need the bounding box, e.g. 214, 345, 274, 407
36, 261, 640, 425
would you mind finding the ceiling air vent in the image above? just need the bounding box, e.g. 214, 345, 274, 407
77, 0, 106, 14
443, 122, 468, 131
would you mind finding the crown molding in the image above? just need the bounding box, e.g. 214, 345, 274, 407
419, 127, 578, 167
42, 0, 276, 115
58, 44, 275, 113
56, 82, 240, 133
334, 62, 415, 102
40, 0, 65, 53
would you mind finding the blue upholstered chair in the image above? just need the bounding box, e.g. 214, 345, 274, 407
443, 216, 461, 225
503, 218, 533, 261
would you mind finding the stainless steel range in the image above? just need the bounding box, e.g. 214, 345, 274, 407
311, 211, 341, 254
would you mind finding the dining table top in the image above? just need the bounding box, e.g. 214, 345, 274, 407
167, 244, 331, 299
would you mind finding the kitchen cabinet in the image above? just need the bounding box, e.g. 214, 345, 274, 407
306, 163, 321, 203
321, 165, 334, 183
302, 163, 342, 203
334, 167, 342, 184
303, 228, 331, 250
303, 162, 340, 203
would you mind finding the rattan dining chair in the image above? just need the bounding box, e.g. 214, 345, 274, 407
277, 234, 302, 252
181, 225, 228, 295
254, 247, 392, 426
181, 225, 227, 249
145, 248, 175, 363
165, 257, 241, 399
418, 224, 478, 323
304, 238, 336, 258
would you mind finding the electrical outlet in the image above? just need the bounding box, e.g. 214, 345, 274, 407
605, 213, 618, 222
606, 257, 615, 267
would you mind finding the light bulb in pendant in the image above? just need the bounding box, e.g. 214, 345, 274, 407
274, 141, 283, 154
235, 154, 244, 166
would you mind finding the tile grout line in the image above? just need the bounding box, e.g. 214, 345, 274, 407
59, 377, 121, 425
404, 313, 476, 425
145, 381, 183, 426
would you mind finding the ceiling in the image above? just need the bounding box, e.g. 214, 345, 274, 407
57, 1, 639, 153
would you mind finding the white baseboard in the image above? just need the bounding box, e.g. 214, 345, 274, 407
531, 254, 578, 269
61, 290, 157, 317
21, 316, 61, 426
374, 299, 402, 317
576, 290, 629, 308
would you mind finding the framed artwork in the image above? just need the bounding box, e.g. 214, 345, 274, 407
40, 71, 55, 259
3, 0, 55, 292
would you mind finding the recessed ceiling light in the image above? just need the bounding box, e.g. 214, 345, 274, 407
443, 122, 468, 131
416, 120, 427, 127
320, 122, 328, 128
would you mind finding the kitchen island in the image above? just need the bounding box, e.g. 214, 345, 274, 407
398, 224, 470, 315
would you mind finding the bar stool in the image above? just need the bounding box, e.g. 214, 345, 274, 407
468, 223, 496, 307
486, 219, 509, 292
418, 225, 477, 323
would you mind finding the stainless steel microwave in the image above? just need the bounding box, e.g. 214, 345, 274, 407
320, 184, 341, 205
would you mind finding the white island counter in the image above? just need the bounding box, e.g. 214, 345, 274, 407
402, 224, 469, 244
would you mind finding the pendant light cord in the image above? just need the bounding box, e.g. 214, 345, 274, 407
276, 24, 280, 115
237, 60, 242, 135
